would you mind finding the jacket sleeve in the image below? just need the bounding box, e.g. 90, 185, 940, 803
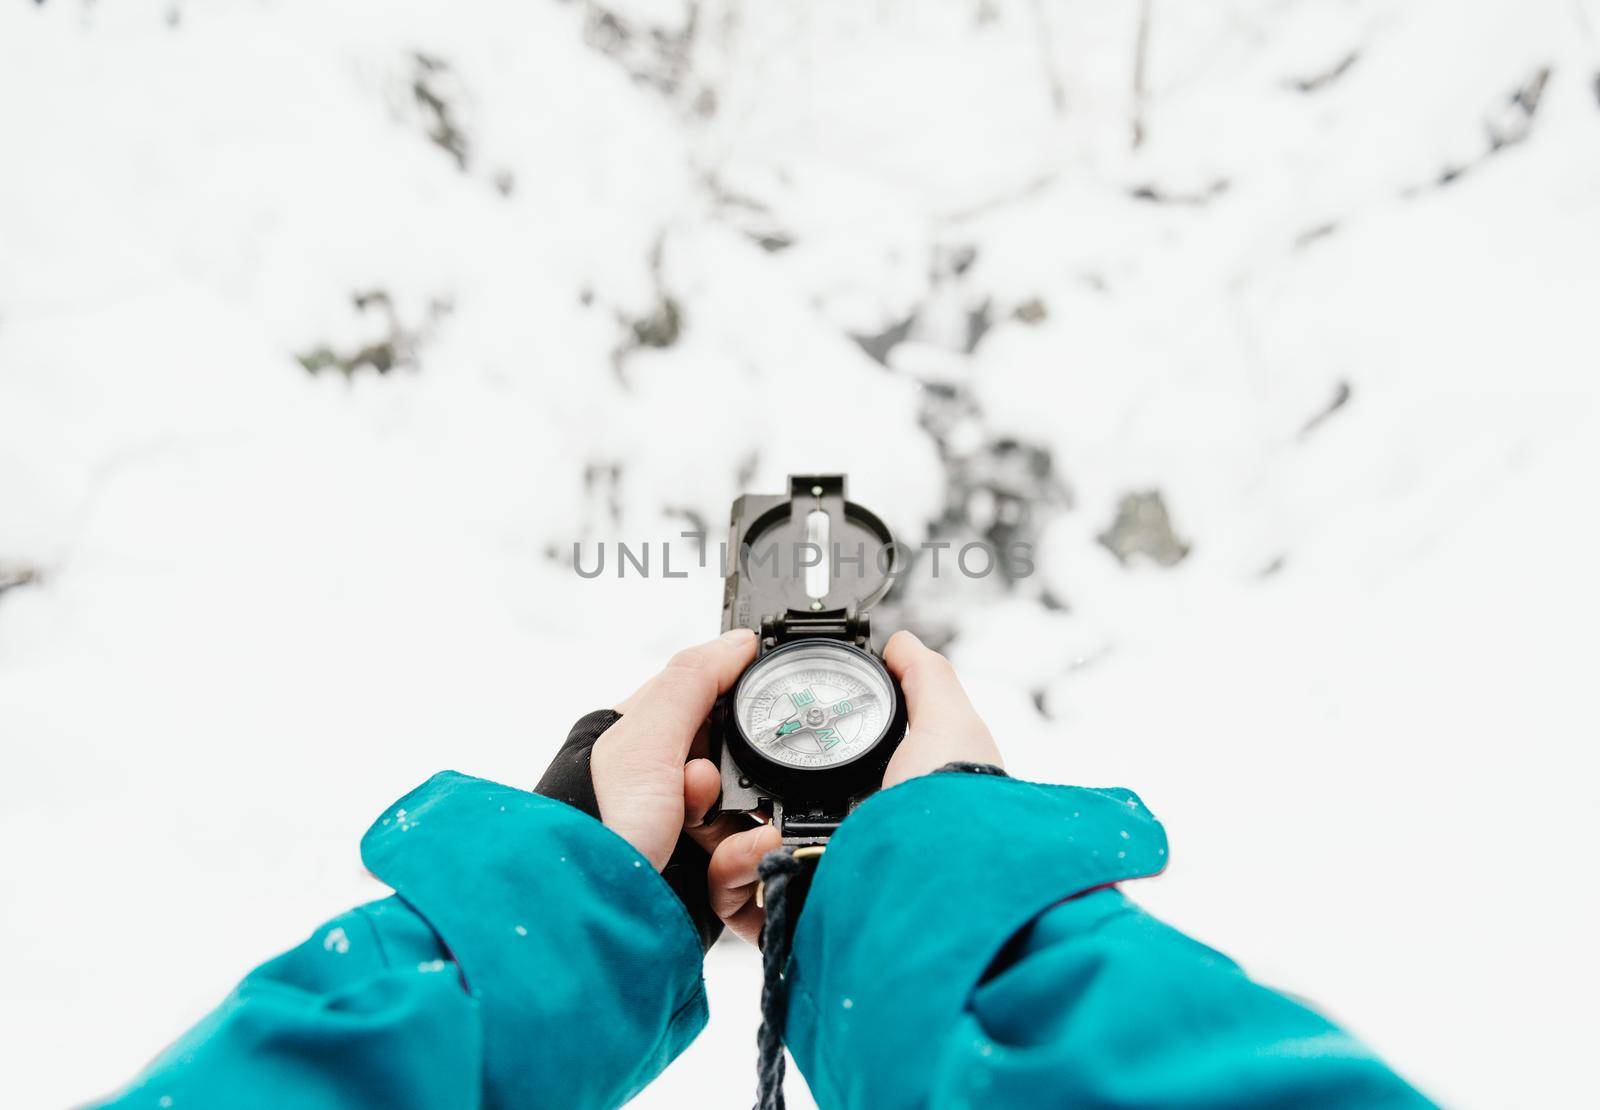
781, 772, 1432, 1109
96, 771, 708, 1110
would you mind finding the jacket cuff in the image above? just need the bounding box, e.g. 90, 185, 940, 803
783, 772, 1167, 1107
360, 771, 707, 1109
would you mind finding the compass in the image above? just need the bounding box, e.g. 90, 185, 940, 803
711, 475, 907, 844
734, 640, 894, 771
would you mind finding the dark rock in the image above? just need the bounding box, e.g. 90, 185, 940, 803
1097, 491, 1191, 567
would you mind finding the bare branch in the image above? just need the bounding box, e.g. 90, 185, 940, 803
1132, 0, 1152, 149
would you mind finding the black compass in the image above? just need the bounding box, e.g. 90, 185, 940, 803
711, 475, 906, 844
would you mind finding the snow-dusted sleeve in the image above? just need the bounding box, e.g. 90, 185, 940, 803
94, 771, 708, 1110
781, 772, 1430, 1108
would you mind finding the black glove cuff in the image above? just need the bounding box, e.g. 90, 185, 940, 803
933, 760, 1008, 777
532, 708, 618, 819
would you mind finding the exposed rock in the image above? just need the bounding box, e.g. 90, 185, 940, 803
1098, 491, 1191, 567
410, 52, 470, 170
297, 290, 452, 377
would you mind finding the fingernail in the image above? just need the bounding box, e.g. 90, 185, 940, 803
721, 628, 755, 644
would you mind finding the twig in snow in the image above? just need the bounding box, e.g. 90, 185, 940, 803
0, 563, 42, 599
1288, 51, 1359, 94
1298, 380, 1353, 440
1412, 65, 1553, 193
1131, 0, 1152, 149
1293, 221, 1339, 251
1029, 0, 1067, 116
1129, 178, 1229, 206
939, 172, 1058, 225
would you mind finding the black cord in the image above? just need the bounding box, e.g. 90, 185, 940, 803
754, 848, 803, 1110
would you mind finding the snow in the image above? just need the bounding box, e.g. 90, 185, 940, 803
2, 0, 1597, 1106
322, 926, 350, 955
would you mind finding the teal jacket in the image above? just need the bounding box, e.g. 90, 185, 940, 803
98, 771, 1429, 1108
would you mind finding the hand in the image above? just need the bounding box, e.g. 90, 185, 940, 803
698, 629, 1003, 944
588, 629, 757, 871
879, 630, 1003, 787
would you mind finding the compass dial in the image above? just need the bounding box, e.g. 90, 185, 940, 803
734, 640, 895, 770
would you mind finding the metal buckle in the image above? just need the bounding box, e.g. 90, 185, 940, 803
755, 844, 826, 909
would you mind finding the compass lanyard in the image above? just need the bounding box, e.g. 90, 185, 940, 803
752, 844, 823, 1110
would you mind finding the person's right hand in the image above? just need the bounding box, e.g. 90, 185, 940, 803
693, 629, 1003, 944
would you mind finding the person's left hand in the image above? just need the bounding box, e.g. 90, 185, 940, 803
589, 629, 758, 870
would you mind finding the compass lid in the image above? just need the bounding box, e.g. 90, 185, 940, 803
720, 474, 897, 635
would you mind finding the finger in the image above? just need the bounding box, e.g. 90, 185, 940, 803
707, 823, 782, 922
614, 631, 756, 715
606, 629, 757, 765
884, 630, 982, 728
683, 758, 721, 828
684, 811, 759, 856
723, 899, 768, 947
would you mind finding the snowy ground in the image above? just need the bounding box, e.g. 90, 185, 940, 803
3, 1, 1598, 1106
